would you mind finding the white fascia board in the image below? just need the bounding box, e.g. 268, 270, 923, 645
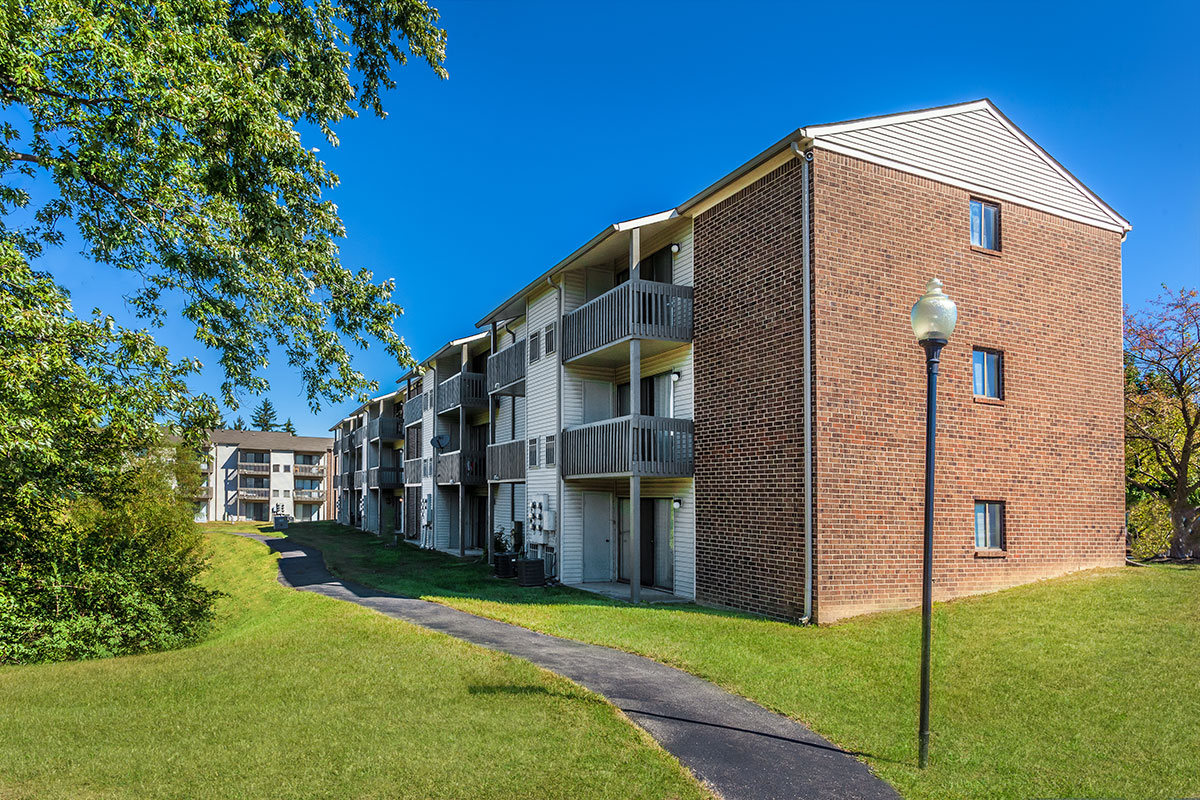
814, 139, 1129, 234
802, 99, 992, 137
614, 208, 679, 231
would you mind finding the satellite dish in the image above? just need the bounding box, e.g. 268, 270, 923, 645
430, 434, 450, 450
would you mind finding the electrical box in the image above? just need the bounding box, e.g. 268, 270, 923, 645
421, 494, 432, 526
527, 495, 546, 533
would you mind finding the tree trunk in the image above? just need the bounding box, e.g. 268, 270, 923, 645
1169, 502, 1199, 558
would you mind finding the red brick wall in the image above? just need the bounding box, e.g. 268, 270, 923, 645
693, 158, 809, 619
809, 148, 1126, 622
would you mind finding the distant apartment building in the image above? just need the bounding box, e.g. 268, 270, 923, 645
330, 395, 405, 535
197, 430, 334, 523
333, 100, 1130, 623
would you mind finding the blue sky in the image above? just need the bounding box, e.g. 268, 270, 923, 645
40, 0, 1200, 435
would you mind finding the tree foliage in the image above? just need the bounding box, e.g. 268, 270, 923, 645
0, 0, 446, 409
250, 398, 278, 431
0, 245, 219, 662
1124, 286, 1200, 557
282, 417, 297, 435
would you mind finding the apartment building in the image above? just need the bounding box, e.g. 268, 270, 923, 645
196, 430, 334, 523
330, 393, 405, 535
349, 99, 1130, 623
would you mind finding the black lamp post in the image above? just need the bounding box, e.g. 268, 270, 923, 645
909, 278, 957, 770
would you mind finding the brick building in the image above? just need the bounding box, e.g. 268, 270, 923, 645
338, 99, 1129, 622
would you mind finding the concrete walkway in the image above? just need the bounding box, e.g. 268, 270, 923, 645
239, 533, 899, 800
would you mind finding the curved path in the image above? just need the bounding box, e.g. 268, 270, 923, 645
239, 533, 898, 800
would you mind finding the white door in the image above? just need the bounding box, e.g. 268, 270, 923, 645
582, 492, 613, 582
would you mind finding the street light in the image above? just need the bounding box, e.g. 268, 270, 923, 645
910, 278, 957, 770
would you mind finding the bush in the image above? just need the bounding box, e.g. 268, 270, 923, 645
0, 446, 219, 664
1127, 497, 1174, 560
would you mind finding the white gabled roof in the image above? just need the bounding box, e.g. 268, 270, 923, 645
803, 99, 1130, 233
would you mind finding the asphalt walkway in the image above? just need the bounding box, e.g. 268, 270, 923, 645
238, 532, 899, 800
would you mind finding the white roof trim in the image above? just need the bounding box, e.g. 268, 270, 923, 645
804, 99, 1129, 232
814, 139, 1128, 234
614, 208, 678, 231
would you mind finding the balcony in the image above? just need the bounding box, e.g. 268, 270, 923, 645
369, 466, 403, 490
195, 486, 213, 499
404, 394, 424, 427
237, 461, 271, 475
486, 440, 526, 483
351, 427, 366, 447
561, 415, 694, 479
487, 340, 526, 396
436, 450, 486, 486
561, 279, 694, 365
355, 468, 367, 487
369, 416, 404, 443
403, 458, 423, 486
437, 371, 488, 415
294, 463, 325, 477
294, 488, 327, 502
238, 487, 270, 500
199, 461, 212, 474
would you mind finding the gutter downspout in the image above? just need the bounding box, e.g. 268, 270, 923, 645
548, 275, 564, 580
793, 140, 815, 625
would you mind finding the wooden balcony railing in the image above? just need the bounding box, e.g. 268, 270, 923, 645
369, 466, 403, 489
237, 487, 270, 500
403, 394, 424, 426
437, 371, 488, 414
486, 340, 526, 395
436, 450, 486, 486
403, 458, 423, 486
294, 463, 325, 477
486, 440, 526, 483
350, 427, 366, 447
294, 489, 326, 501
368, 416, 404, 442
237, 461, 271, 474
562, 415, 694, 479
561, 279, 694, 361
355, 468, 367, 486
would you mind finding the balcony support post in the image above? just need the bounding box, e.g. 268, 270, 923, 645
488, 321, 498, 565
459, 343, 468, 557
629, 227, 642, 604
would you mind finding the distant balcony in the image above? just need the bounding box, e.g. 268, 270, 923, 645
487, 340, 526, 396
351, 428, 366, 447
294, 488, 327, 502
369, 466, 403, 490
486, 440, 526, 483
199, 461, 212, 474
436, 450, 486, 486
437, 371, 488, 415
561, 415, 694, 479
561, 279, 693, 365
369, 416, 404, 443
404, 394, 424, 427
238, 487, 270, 500
338, 436, 351, 453
355, 468, 367, 487
195, 486, 213, 499
237, 461, 271, 475
403, 458, 423, 486
294, 463, 325, 477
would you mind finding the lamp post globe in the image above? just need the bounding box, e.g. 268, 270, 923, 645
912, 278, 955, 770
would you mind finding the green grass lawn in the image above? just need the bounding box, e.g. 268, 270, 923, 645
0, 530, 707, 800
279, 521, 1200, 800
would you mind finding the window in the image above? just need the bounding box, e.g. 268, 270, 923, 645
972, 349, 1003, 399
544, 323, 556, 356
545, 435, 556, 467
272, 464, 280, 472
283, 489, 290, 498
974, 501, 1005, 550
529, 331, 541, 363
283, 464, 291, 473
527, 437, 539, 468
272, 489, 280, 497
970, 199, 1000, 250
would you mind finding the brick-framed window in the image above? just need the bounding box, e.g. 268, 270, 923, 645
545, 434, 556, 467
544, 323, 556, 356
529, 331, 541, 363
974, 500, 1005, 550
970, 198, 1000, 251
527, 437, 539, 468
972, 348, 1003, 399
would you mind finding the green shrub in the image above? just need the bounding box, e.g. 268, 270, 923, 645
1127, 497, 1174, 560
0, 446, 219, 664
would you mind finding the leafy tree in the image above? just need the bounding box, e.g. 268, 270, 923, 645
0, 246, 219, 662
231, 416, 247, 431
250, 399, 278, 431
1125, 286, 1200, 557
282, 418, 297, 435
1, 0, 446, 409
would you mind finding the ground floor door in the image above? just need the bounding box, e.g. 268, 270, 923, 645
617, 498, 673, 591
244, 501, 268, 522
404, 487, 420, 540
470, 495, 487, 549
582, 492, 613, 581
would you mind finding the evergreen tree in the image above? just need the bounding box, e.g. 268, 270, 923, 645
282, 418, 297, 435
231, 416, 247, 431
250, 400, 278, 431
